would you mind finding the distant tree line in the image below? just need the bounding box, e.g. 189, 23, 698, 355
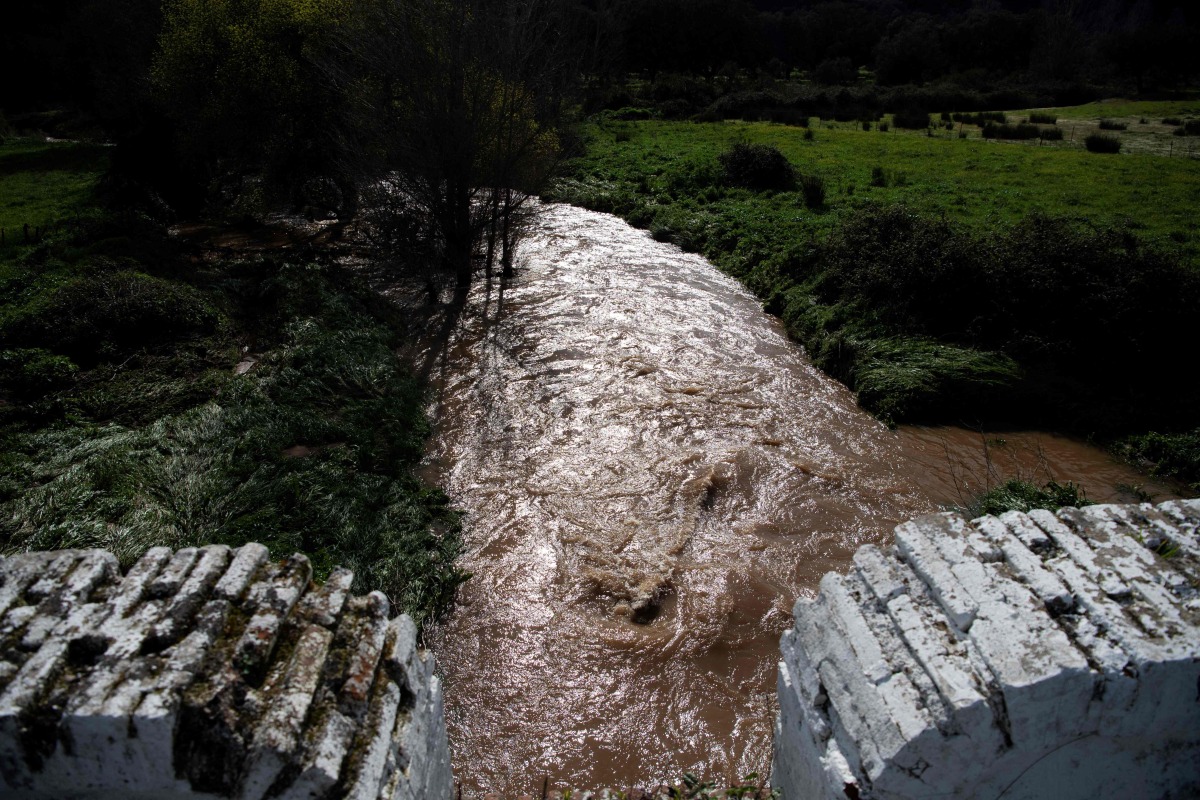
2, 0, 1197, 291
2, 0, 584, 293
577, 0, 1198, 91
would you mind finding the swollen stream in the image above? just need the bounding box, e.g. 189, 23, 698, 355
420, 205, 1177, 795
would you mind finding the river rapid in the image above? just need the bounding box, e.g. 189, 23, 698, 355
419, 204, 1177, 795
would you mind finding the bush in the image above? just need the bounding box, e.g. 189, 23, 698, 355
982, 122, 1041, 140
609, 107, 653, 121
718, 143, 796, 191
812, 57, 857, 86
704, 90, 784, 121
1028, 112, 1058, 124
1098, 119, 1127, 131
1039, 127, 1064, 141
967, 479, 1090, 517
952, 111, 1006, 125
1, 271, 220, 365
1173, 120, 1200, 136
861, 120, 872, 131
870, 166, 886, 187
1118, 429, 1200, 491
0, 263, 466, 629
877, 121, 889, 132
803, 128, 815, 141
799, 174, 826, 209
892, 110, 930, 129
1162, 117, 1182, 126
0, 348, 78, 399
1085, 134, 1121, 153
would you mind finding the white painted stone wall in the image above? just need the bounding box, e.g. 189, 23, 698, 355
0, 544, 454, 800
773, 500, 1200, 800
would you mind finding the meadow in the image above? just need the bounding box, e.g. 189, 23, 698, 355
0, 138, 464, 627
551, 101, 1200, 477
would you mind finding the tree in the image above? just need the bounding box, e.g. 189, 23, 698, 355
153, 0, 351, 209
327, 0, 577, 290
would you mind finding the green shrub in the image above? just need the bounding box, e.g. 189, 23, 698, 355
1028, 112, 1058, 124
1172, 120, 1200, 136
718, 143, 796, 191
1085, 134, 1121, 153
0, 348, 78, 399
1118, 429, 1200, 491
966, 479, 1090, 517
982, 122, 1041, 140
861, 120, 872, 131
1, 271, 219, 364
952, 111, 1006, 126
798, 174, 826, 209
877, 121, 889, 132
1039, 127, 1064, 141
1098, 119, 1127, 131
870, 166, 886, 187
0, 263, 465, 629
892, 110, 930, 130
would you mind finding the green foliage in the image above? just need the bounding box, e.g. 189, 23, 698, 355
0, 349, 78, 399
1085, 134, 1122, 153
1, 270, 219, 365
554, 118, 1200, 433
1118, 429, 1200, 492
0, 261, 464, 629
798, 174, 826, 209
891, 110, 930, 130
952, 111, 1006, 125
982, 122, 1041, 140
1098, 119, 1128, 131
152, 0, 349, 201
1028, 113, 1058, 124
0, 139, 108, 239
966, 479, 1090, 518
718, 143, 796, 191
1173, 120, 1200, 136
1039, 127, 1065, 141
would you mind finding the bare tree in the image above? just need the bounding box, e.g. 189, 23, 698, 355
326, 0, 579, 294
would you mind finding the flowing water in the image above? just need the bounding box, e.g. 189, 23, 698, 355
419, 204, 1178, 795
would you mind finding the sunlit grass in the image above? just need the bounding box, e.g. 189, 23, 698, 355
572, 118, 1200, 257
0, 138, 109, 236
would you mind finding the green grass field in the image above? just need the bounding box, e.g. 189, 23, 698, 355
570, 114, 1200, 259
0, 138, 109, 237
0, 139, 464, 627
552, 108, 1200, 440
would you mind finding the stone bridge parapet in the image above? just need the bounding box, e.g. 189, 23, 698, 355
0, 544, 453, 800
773, 500, 1200, 800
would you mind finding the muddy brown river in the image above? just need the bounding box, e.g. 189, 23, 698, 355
419, 205, 1177, 795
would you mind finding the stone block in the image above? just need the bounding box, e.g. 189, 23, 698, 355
773, 501, 1200, 800
0, 546, 454, 800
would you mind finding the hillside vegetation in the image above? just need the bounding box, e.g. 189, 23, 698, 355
551, 105, 1200, 463
0, 139, 464, 628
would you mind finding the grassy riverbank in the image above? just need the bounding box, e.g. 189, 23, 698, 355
0, 138, 464, 628
550, 108, 1200, 480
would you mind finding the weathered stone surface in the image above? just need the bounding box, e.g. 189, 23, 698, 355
773, 501, 1200, 800
0, 545, 454, 800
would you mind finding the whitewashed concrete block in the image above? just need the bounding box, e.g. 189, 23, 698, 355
0, 546, 454, 800
773, 501, 1200, 800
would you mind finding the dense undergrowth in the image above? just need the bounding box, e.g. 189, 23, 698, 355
550, 117, 1200, 486
964, 479, 1091, 518
0, 140, 464, 629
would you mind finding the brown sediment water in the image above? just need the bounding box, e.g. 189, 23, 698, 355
420, 204, 1178, 796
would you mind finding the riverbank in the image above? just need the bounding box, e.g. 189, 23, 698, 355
548, 108, 1200, 487
0, 137, 464, 628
